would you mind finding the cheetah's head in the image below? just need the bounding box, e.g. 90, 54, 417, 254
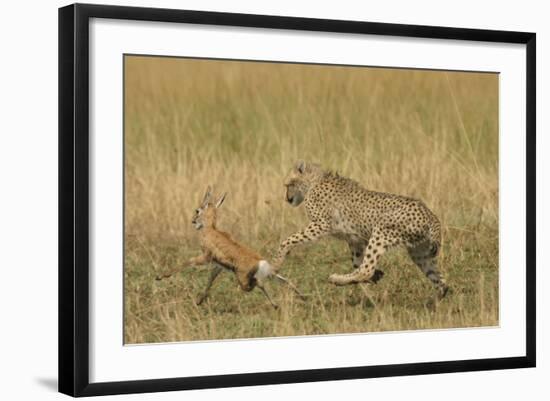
283, 160, 322, 207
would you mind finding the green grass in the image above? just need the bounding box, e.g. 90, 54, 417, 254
124, 56, 499, 344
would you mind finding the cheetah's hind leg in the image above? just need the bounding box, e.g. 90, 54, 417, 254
347, 239, 384, 284
330, 228, 398, 286
407, 243, 449, 300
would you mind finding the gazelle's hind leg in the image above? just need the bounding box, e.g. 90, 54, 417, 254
256, 282, 279, 309
274, 274, 306, 300
196, 264, 223, 305
407, 243, 449, 299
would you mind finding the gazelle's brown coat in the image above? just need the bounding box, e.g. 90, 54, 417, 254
157, 187, 304, 308
197, 227, 264, 291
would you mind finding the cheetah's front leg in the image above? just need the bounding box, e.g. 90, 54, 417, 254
273, 221, 330, 268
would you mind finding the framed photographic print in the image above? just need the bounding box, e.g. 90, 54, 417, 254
58, 3, 536, 397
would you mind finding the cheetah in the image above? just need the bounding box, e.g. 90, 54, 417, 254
273, 160, 449, 299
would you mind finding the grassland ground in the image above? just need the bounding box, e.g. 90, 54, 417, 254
124, 56, 499, 344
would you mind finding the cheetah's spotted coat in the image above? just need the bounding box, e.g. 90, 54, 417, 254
274, 161, 449, 298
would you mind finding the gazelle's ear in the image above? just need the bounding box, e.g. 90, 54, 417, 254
215, 192, 227, 209
202, 186, 212, 205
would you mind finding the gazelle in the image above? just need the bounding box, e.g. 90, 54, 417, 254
156, 186, 304, 309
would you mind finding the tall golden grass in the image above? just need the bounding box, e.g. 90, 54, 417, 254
124, 56, 498, 344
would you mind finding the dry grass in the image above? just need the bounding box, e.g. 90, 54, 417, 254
124, 56, 499, 344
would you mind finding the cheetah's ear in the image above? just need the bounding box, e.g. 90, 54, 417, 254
201, 186, 212, 206
295, 160, 307, 174
215, 192, 227, 209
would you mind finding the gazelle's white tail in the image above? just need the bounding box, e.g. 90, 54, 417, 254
255, 260, 275, 281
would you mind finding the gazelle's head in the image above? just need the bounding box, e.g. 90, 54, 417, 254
192, 186, 227, 230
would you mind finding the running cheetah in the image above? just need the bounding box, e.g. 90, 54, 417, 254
273, 160, 449, 298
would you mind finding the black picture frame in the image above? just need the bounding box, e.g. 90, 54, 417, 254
58, 3, 536, 397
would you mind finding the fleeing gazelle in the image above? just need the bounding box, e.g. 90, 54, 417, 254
156, 186, 304, 308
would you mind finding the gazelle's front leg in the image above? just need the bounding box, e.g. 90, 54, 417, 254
155, 253, 211, 280
196, 263, 223, 305
272, 221, 330, 268
187, 253, 212, 266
